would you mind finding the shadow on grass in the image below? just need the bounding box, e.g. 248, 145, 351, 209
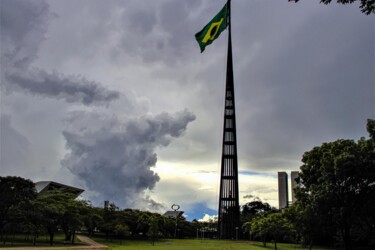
88, 236, 335, 250
0, 233, 86, 248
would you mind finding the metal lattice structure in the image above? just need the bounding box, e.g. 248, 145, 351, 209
218, 0, 240, 239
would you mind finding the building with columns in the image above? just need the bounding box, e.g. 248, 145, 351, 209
278, 172, 289, 209
291, 171, 299, 204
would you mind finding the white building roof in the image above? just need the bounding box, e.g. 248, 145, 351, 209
35, 181, 84, 198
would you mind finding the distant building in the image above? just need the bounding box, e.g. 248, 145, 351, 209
104, 200, 109, 209
162, 210, 184, 219
291, 171, 299, 204
278, 172, 289, 209
35, 181, 84, 198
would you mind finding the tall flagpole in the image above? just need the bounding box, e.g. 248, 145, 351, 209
218, 0, 241, 239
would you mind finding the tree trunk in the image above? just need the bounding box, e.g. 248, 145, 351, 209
343, 221, 352, 250
64, 228, 71, 241
11, 233, 15, 246
49, 231, 54, 246
71, 230, 75, 244
262, 235, 267, 247
33, 233, 37, 246
3, 233, 8, 245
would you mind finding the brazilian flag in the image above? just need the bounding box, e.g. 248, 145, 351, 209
195, 3, 228, 53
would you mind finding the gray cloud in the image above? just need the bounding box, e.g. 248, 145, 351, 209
232, 1, 374, 171
0, 0, 49, 69
5, 69, 120, 105
111, 0, 211, 66
61, 109, 196, 208
243, 194, 255, 199
1, 0, 120, 105
0, 115, 31, 174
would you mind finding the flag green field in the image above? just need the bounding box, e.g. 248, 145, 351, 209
195, 3, 228, 52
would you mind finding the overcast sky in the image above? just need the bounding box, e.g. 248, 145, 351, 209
1, 0, 374, 220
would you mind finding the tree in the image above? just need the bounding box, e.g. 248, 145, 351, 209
25, 202, 45, 246
33, 190, 88, 245
100, 202, 120, 241
283, 203, 332, 249
295, 119, 375, 249
241, 200, 275, 223
175, 217, 197, 238
250, 213, 270, 247
137, 212, 151, 237
114, 223, 130, 244
250, 212, 294, 250
33, 191, 66, 245
289, 0, 375, 15
161, 216, 176, 238
0, 176, 37, 242
367, 119, 375, 139
121, 209, 143, 237
265, 213, 294, 250
82, 206, 103, 236
60, 198, 88, 244
241, 200, 276, 241
147, 216, 159, 246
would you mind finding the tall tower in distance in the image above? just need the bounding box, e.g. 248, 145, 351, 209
278, 172, 289, 209
291, 171, 299, 204
217, 0, 240, 239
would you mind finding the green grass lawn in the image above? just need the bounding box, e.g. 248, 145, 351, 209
93, 238, 332, 250
0, 235, 334, 250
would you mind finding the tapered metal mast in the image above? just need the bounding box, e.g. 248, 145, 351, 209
218, 0, 241, 240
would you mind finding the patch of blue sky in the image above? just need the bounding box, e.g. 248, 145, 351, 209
185, 202, 217, 221
238, 171, 275, 177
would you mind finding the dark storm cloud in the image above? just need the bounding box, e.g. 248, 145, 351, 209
61, 109, 196, 207
5, 70, 120, 105
1, 0, 120, 105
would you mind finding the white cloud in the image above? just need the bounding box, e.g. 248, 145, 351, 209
199, 214, 218, 223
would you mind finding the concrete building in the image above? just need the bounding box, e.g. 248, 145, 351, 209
291, 171, 299, 204
35, 181, 84, 198
278, 172, 289, 209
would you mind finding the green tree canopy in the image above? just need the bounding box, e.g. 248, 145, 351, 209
241, 200, 275, 223
250, 211, 294, 249
295, 119, 375, 249
289, 0, 375, 15
82, 206, 103, 236
0, 176, 37, 241
147, 216, 159, 246
33, 190, 89, 245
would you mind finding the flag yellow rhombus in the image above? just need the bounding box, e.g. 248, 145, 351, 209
195, 3, 228, 53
